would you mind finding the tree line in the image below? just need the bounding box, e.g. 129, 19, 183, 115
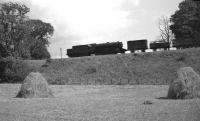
158, 0, 200, 47
0, 2, 54, 59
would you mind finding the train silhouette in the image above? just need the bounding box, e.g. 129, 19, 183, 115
66, 39, 195, 57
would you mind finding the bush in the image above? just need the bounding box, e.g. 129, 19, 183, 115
0, 58, 7, 80
41, 59, 52, 67
176, 56, 186, 62
84, 67, 97, 74
0, 43, 9, 57
0, 56, 33, 83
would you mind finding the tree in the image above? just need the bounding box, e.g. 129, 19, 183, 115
170, 0, 200, 47
25, 19, 54, 46
0, 2, 30, 56
0, 2, 54, 59
158, 16, 174, 44
25, 19, 54, 59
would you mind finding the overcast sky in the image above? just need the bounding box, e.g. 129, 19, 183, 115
3, 0, 183, 58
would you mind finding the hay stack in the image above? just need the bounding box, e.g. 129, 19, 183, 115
16, 72, 54, 98
167, 67, 200, 99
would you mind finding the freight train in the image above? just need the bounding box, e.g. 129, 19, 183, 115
66, 39, 195, 57
67, 39, 169, 57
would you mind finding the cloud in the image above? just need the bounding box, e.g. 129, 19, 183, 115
119, 0, 141, 11
25, 0, 142, 58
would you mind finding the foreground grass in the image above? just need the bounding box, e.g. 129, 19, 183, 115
0, 84, 200, 121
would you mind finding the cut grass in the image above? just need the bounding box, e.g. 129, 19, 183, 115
0, 84, 200, 121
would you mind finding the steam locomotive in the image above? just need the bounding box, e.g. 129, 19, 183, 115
67, 42, 126, 57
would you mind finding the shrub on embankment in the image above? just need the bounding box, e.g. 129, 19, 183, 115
0, 56, 45, 83
1, 48, 200, 85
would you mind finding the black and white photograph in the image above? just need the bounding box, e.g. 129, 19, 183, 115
0, 0, 200, 120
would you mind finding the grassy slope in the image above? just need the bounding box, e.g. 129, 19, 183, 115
36, 48, 200, 85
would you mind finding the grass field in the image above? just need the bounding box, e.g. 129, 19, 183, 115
4, 48, 200, 85
0, 84, 200, 121
38, 48, 200, 85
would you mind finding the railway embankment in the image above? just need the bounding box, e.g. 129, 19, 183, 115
38, 48, 200, 85
2, 48, 200, 85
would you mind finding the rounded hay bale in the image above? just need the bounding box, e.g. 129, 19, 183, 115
16, 72, 54, 98
167, 67, 200, 99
